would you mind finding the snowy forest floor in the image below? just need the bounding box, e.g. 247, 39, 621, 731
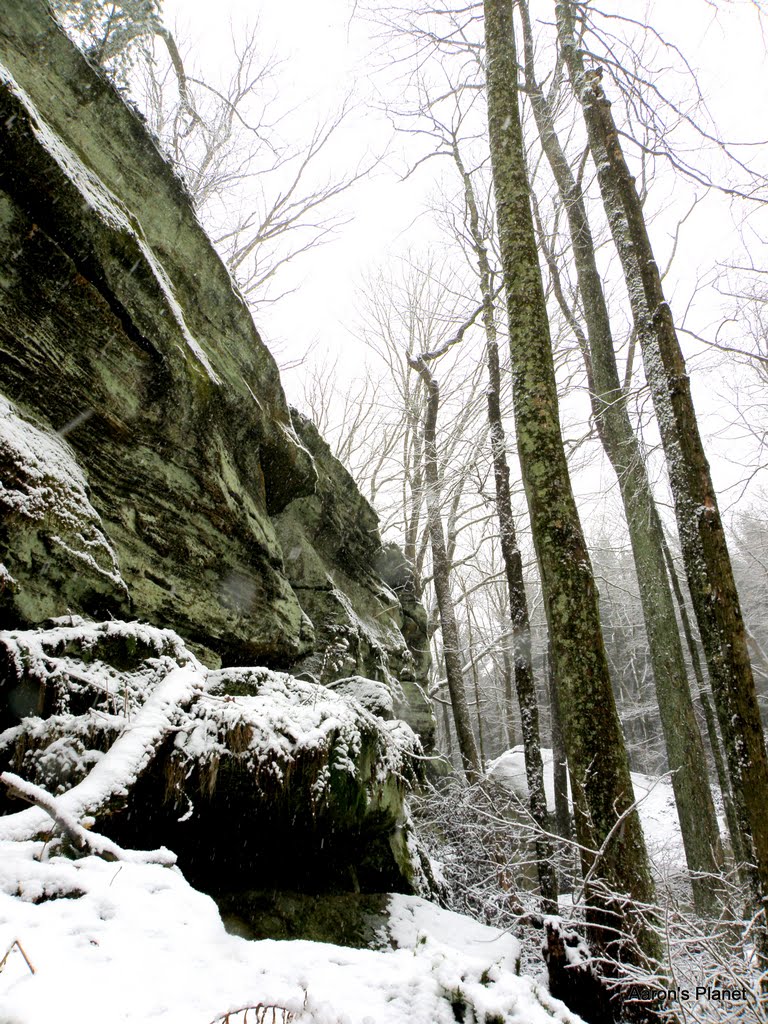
0, 837, 580, 1024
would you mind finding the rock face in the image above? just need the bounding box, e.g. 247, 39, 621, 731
0, 394, 129, 625
274, 415, 433, 739
0, 1, 432, 745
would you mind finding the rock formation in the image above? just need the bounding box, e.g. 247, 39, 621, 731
0, 0, 431, 738
0, 620, 430, 899
0, 0, 435, 927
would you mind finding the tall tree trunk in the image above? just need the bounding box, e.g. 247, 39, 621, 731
556, 0, 768, 933
659, 529, 748, 869
546, 643, 573, 842
464, 598, 487, 764
441, 699, 454, 761
501, 646, 517, 748
520, 0, 723, 916
452, 140, 558, 911
411, 357, 482, 783
483, 0, 659, 966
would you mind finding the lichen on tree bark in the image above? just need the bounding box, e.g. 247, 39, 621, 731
519, 0, 723, 917
555, 0, 768, 942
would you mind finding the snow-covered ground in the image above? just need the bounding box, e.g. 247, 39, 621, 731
0, 840, 584, 1024
488, 746, 691, 871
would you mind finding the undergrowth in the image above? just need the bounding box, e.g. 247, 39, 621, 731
410, 776, 767, 1023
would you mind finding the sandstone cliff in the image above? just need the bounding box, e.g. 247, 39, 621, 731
0, 1, 432, 746
0, 0, 438, 926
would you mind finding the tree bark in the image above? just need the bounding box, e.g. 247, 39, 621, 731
441, 699, 454, 760
452, 139, 558, 910
659, 529, 748, 869
556, 0, 768, 932
546, 644, 573, 842
483, 0, 659, 966
411, 356, 482, 783
501, 646, 517, 749
520, 0, 723, 916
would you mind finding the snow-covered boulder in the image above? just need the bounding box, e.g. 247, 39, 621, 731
0, 620, 429, 909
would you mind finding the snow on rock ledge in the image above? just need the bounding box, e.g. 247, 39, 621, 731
0, 620, 428, 900
0, 397, 129, 625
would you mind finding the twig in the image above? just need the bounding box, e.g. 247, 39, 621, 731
208, 1005, 294, 1024
0, 939, 36, 975
0, 664, 203, 847
2, 772, 94, 854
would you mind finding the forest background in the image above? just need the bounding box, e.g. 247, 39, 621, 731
138, 0, 768, 775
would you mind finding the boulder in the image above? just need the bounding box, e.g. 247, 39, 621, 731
0, 620, 430, 899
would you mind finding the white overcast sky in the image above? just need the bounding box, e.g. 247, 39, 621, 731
163, 0, 425, 372
161, 0, 768, 337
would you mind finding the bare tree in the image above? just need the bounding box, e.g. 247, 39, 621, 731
410, 341, 482, 782
320, 259, 495, 777
53, 3, 374, 310
517, 0, 725, 917
483, 0, 660, 970
50, 0, 162, 85
556, 0, 768, 947
139, 29, 374, 308
447, 135, 558, 909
